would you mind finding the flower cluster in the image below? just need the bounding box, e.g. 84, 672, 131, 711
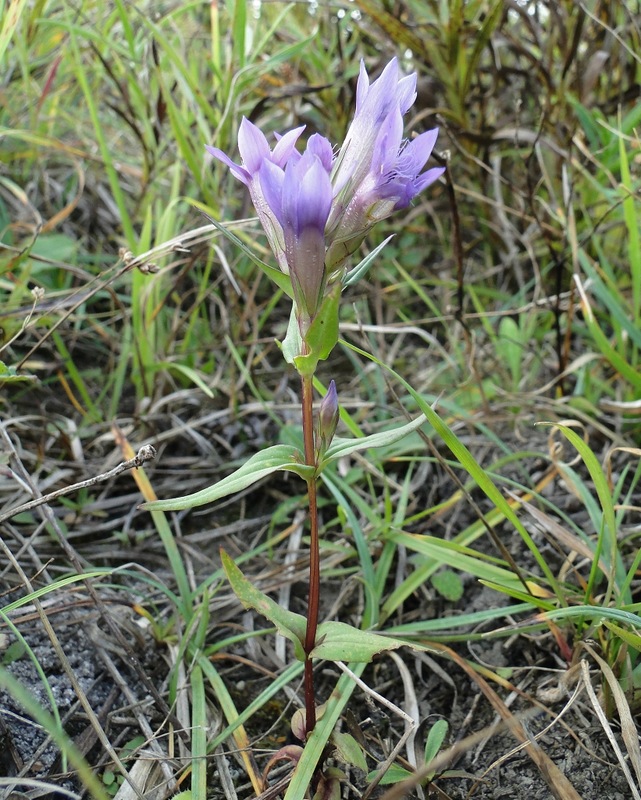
206, 57, 444, 335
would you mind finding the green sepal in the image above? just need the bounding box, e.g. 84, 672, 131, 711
281, 304, 303, 367
293, 283, 341, 377
342, 234, 394, 288
141, 444, 311, 512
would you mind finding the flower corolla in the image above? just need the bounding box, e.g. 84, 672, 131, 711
206, 57, 445, 321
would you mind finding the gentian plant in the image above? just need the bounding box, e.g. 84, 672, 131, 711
145, 56, 444, 786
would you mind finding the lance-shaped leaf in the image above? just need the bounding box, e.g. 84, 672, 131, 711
311, 621, 404, 662
141, 445, 311, 512
342, 234, 394, 288
320, 413, 426, 466
221, 554, 410, 664
221, 550, 307, 661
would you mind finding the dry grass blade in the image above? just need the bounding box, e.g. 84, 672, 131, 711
388, 650, 421, 772
94, 643, 178, 796
506, 490, 611, 578
473, 676, 585, 786
579, 659, 640, 800
0, 778, 82, 799
0, 535, 137, 797
214, 748, 240, 800
112, 757, 171, 800
375, 709, 541, 800
582, 643, 641, 794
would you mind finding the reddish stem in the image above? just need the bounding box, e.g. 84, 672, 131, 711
301, 372, 319, 734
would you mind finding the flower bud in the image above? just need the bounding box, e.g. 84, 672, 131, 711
317, 380, 339, 455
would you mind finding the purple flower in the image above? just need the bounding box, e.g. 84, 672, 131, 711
260, 135, 334, 319
326, 59, 445, 271
206, 117, 305, 272
206, 58, 444, 314
331, 58, 417, 200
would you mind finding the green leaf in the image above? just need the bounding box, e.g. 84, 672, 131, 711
2, 639, 26, 666
430, 569, 464, 602
220, 556, 410, 664
424, 719, 448, 765
29, 232, 78, 264
332, 731, 368, 772
343, 235, 394, 287
311, 621, 403, 662
497, 316, 522, 388
294, 283, 341, 377
141, 445, 311, 512
221, 550, 307, 661
603, 621, 641, 653
322, 414, 426, 465
0, 360, 36, 383
367, 763, 413, 785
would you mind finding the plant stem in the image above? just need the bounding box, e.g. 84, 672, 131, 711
301, 372, 319, 735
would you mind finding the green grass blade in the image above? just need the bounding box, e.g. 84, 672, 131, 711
538, 423, 628, 605
618, 117, 641, 324
190, 664, 207, 800
64, 9, 136, 248
341, 339, 563, 599
0, 0, 28, 64
322, 472, 379, 628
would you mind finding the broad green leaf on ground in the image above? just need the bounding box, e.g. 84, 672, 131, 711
311, 620, 404, 662
221, 550, 307, 661
141, 445, 311, 512
367, 763, 413, 785
431, 569, 464, 602
321, 414, 426, 465
332, 731, 368, 772
424, 719, 449, 765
